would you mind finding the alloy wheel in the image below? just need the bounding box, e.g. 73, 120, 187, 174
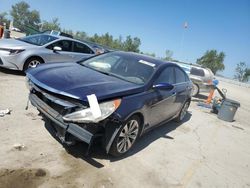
191, 84, 199, 97
117, 119, 139, 153
28, 60, 41, 68
180, 102, 189, 120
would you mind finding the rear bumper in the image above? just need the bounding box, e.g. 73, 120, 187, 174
199, 84, 213, 93
29, 93, 93, 144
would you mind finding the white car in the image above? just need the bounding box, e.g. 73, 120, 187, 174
175, 62, 215, 96
0, 34, 96, 71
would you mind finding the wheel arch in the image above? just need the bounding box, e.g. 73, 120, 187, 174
192, 83, 200, 96
105, 111, 145, 154
23, 55, 45, 70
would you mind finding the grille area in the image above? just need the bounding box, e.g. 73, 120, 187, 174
31, 83, 79, 116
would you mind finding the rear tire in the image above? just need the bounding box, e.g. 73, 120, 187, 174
23, 57, 44, 72
109, 115, 142, 157
191, 84, 199, 97
175, 100, 190, 122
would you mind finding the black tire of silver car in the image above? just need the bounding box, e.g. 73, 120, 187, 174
191, 84, 199, 97
175, 100, 190, 122
23, 57, 44, 71
109, 115, 142, 157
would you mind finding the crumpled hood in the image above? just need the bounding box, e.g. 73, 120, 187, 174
0, 39, 36, 49
27, 62, 144, 101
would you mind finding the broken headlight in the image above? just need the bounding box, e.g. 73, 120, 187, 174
63, 99, 121, 123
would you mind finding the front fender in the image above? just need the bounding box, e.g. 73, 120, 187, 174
104, 94, 146, 153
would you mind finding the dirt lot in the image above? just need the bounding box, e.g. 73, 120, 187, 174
0, 67, 250, 188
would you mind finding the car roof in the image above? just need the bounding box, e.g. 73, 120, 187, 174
28, 34, 88, 45
171, 61, 213, 71
45, 34, 96, 51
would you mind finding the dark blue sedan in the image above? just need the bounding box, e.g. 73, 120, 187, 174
26, 51, 192, 156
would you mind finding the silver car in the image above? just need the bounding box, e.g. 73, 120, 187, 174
0, 34, 96, 71
175, 62, 214, 96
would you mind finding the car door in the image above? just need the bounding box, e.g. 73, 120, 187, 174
71, 41, 95, 61
174, 67, 191, 113
147, 66, 178, 127
44, 40, 75, 63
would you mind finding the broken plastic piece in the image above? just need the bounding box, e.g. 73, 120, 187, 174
13, 143, 26, 151
0, 109, 11, 117
87, 94, 102, 118
25, 98, 30, 110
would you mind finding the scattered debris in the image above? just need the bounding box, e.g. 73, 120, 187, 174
0, 108, 11, 117
25, 112, 39, 120
35, 169, 47, 177
13, 143, 26, 151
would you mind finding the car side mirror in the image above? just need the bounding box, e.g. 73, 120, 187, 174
53, 46, 62, 52
153, 83, 174, 90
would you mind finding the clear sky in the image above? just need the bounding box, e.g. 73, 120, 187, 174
1, 0, 250, 77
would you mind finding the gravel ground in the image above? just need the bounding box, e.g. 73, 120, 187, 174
0, 67, 250, 188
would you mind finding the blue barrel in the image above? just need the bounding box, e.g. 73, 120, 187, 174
218, 99, 240, 122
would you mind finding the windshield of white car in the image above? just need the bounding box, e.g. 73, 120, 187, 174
17, 34, 58, 46
80, 53, 155, 85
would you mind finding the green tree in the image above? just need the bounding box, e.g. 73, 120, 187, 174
245, 69, 250, 82
74, 31, 87, 40
141, 52, 156, 57
41, 18, 61, 31
163, 50, 173, 61
234, 62, 250, 82
62, 29, 73, 36
10, 1, 41, 32
88, 33, 141, 52
123, 35, 141, 52
196, 50, 225, 74
0, 12, 10, 27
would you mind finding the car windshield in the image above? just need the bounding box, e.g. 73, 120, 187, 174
80, 53, 155, 85
17, 34, 58, 46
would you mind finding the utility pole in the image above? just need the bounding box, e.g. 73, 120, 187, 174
179, 21, 188, 61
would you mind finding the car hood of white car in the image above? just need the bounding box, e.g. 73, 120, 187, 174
0, 39, 37, 49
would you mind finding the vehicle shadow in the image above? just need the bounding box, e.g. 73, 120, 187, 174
110, 111, 192, 162
43, 117, 106, 168
43, 111, 192, 167
0, 67, 25, 76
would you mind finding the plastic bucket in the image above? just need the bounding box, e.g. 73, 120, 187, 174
218, 98, 240, 122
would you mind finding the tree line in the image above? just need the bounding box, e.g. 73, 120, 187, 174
0, 1, 249, 82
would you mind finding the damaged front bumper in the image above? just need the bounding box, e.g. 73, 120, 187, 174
29, 93, 94, 145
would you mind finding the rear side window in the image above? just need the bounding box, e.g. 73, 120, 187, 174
73, 42, 94, 54
190, 67, 205, 77
47, 40, 73, 52
175, 67, 186, 83
154, 67, 175, 84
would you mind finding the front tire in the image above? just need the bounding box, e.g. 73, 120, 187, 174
109, 115, 141, 157
23, 57, 43, 71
